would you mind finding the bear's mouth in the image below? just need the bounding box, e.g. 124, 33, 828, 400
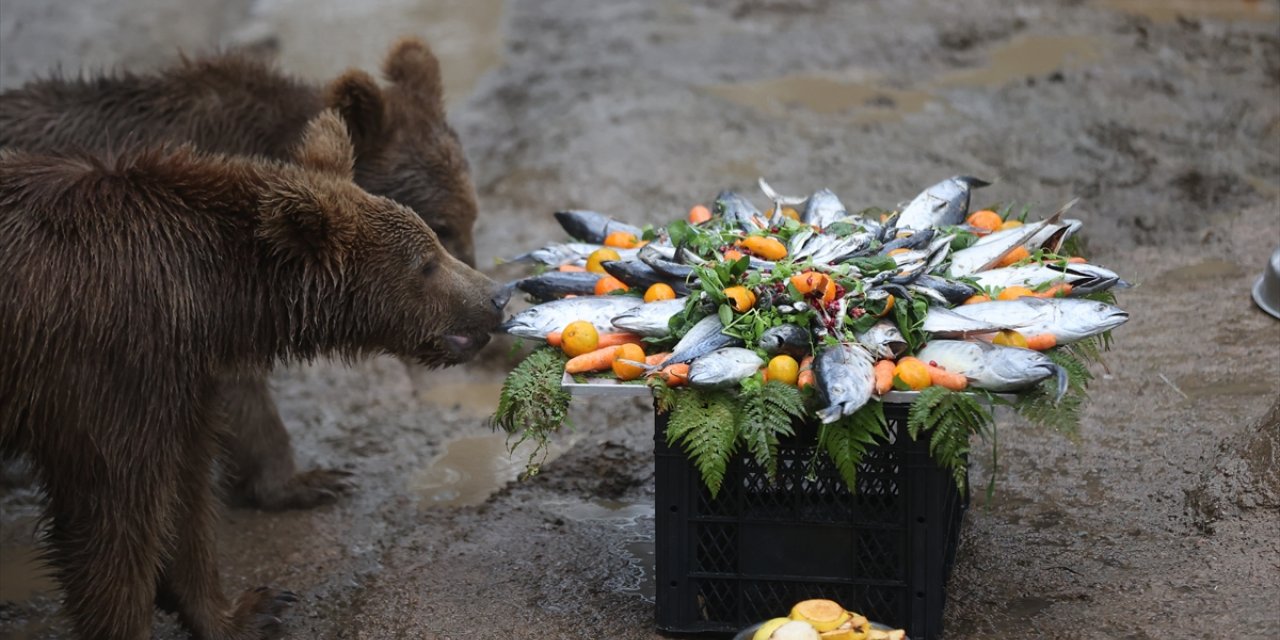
442, 332, 490, 357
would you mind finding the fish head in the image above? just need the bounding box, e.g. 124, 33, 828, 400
1060, 301, 1130, 340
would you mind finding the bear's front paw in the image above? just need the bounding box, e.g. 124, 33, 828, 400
223, 587, 297, 640
239, 467, 356, 511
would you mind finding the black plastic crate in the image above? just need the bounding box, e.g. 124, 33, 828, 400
654, 403, 966, 639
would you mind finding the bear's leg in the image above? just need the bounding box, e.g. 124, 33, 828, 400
216, 374, 352, 510
157, 424, 297, 640
39, 434, 180, 640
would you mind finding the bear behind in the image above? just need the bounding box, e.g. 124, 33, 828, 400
0, 111, 503, 640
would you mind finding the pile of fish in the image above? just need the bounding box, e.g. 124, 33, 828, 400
499, 176, 1130, 423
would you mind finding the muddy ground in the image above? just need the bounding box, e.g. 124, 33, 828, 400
2, 0, 1279, 638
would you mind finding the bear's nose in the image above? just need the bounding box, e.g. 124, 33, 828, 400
491, 283, 514, 312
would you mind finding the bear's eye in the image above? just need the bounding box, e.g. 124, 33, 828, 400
420, 258, 439, 278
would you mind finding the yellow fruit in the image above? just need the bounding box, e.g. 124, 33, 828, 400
999, 219, 1024, 230
967, 209, 1003, 233
611, 343, 647, 380
767, 355, 800, 386
780, 206, 801, 221
887, 248, 909, 256
738, 235, 788, 260
585, 248, 621, 274
894, 357, 931, 391
789, 599, 851, 633
603, 230, 640, 249
644, 283, 676, 302
996, 246, 1030, 267
560, 321, 599, 357
594, 275, 629, 295
753, 618, 793, 640
992, 329, 1029, 348
724, 286, 757, 312
997, 285, 1035, 301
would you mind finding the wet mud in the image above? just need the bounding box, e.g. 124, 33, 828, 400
1, 0, 1278, 638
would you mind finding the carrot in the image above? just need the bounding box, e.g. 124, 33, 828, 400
1067, 256, 1087, 264
645, 352, 671, 366
657, 363, 690, 386
924, 364, 968, 391
546, 331, 641, 349
564, 345, 622, 374
873, 360, 895, 395
1024, 333, 1058, 351
558, 264, 587, 272
797, 355, 816, 389
996, 246, 1030, 268
1036, 283, 1073, 298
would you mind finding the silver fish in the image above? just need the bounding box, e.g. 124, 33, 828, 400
514, 271, 603, 300
610, 298, 687, 337
758, 324, 811, 357
801, 189, 849, 230
1025, 218, 1083, 252
896, 176, 991, 231
910, 275, 978, 306
814, 343, 877, 424
922, 306, 1013, 338
856, 319, 907, 359
663, 314, 744, 365
877, 228, 936, 255
554, 210, 643, 244
948, 297, 1129, 344
498, 296, 644, 338
917, 340, 1067, 401
970, 262, 1127, 295
855, 318, 906, 360
508, 242, 639, 267
714, 191, 763, 230
947, 201, 1072, 277
601, 259, 682, 292
688, 347, 765, 387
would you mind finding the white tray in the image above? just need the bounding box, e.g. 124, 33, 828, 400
561, 373, 1008, 405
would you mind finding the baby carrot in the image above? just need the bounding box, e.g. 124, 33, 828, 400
1024, 333, 1058, 351
1036, 283, 1073, 298
546, 331, 641, 349
558, 264, 587, 272
564, 345, 622, 374
873, 360, 895, 395
924, 364, 968, 391
797, 355, 816, 389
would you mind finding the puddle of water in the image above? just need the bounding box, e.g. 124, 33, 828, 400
704, 73, 934, 124
232, 0, 505, 105
541, 498, 656, 602
412, 432, 575, 507
936, 35, 1105, 88
0, 543, 56, 602
418, 381, 504, 417
1095, 0, 1279, 23
1159, 258, 1243, 281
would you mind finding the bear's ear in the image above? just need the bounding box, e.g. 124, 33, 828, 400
293, 110, 355, 179
257, 182, 358, 266
383, 36, 444, 119
324, 70, 387, 158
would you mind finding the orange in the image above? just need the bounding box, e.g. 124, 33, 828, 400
603, 230, 640, 249
738, 236, 788, 260
560, 321, 599, 357
967, 210, 1003, 233
644, 283, 676, 302
723, 286, 756, 312
894, 357, 931, 390
876, 294, 895, 317
887, 248, 910, 257
992, 329, 1029, 348
963, 294, 991, 305
594, 276, 629, 295
611, 343, 647, 380
688, 204, 712, 224
996, 246, 1030, 267
791, 271, 830, 295
766, 355, 800, 386
999, 219, 1024, 231
723, 248, 746, 262
585, 248, 621, 274
997, 285, 1035, 301
779, 206, 800, 221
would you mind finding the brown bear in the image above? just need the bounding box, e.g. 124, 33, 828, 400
0, 110, 504, 640
0, 37, 478, 510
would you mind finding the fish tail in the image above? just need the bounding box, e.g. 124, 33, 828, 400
1052, 364, 1069, 405
956, 176, 993, 188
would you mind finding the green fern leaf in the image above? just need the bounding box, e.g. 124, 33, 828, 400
737, 381, 804, 479
666, 389, 739, 497
820, 402, 887, 489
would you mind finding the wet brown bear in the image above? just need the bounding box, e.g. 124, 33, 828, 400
0, 37, 477, 509
0, 111, 504, 640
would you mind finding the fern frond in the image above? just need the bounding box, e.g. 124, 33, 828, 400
819, 402, 887, 489
666, 389, 739, 497
737, 381, 804, 479
490, 347, 573, 478
905, 388, 994, 494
